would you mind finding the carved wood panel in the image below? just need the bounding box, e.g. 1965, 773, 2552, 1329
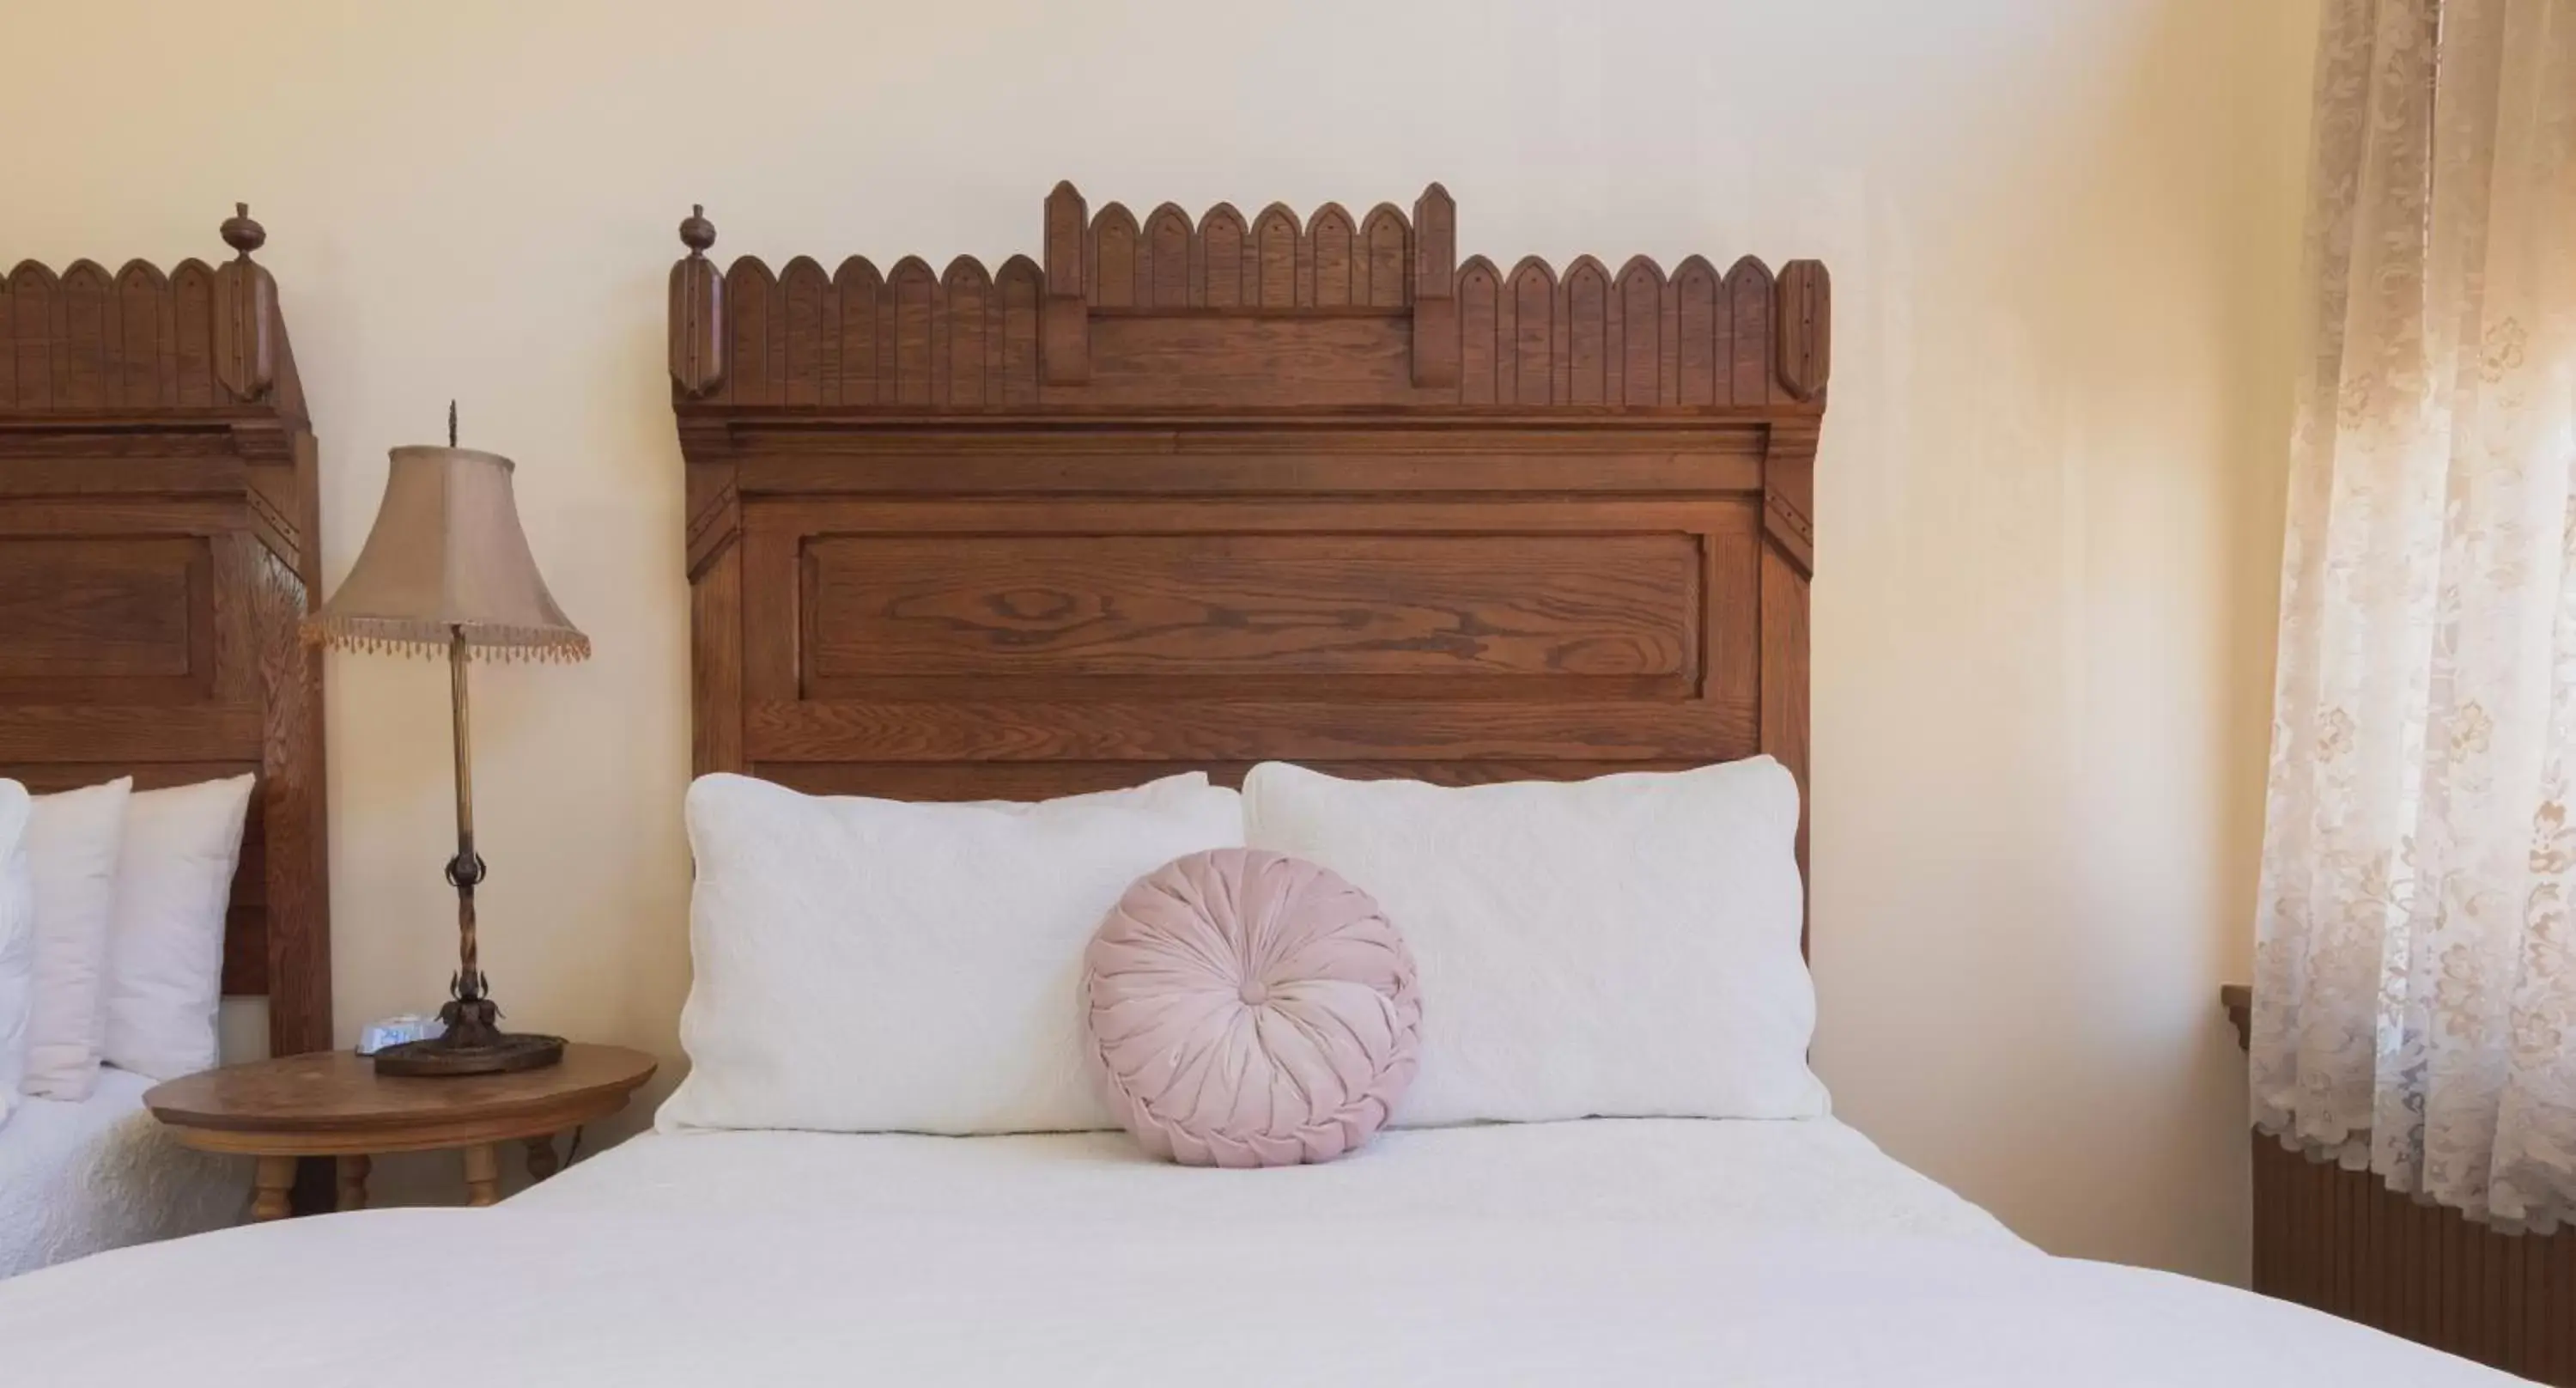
699, 420, 1782, 800
800, 531, 1704, 699
0, 537, 205, 682
0, 258, 277, 412
670, 184, 1828, 414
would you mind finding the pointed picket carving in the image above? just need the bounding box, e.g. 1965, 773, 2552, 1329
1615, 256, 1668, 407
1197, 204, 1246, 309
116, 260, 175, 408
171, 260, 215, 407
1140, 204, 1191, 309
1726, 256, 1775, 406
723, 258, 779, 407
1251, 204, 1299, 309
659, 182, 1829, 411
938, 257, 991, 406
1562, 256, 1612, 406
58, 260, 112, 410
1456, 256, 1501, 406
834, 257, 884, 405
886, 257, 939, 406
1503, 257, 1556, 406
1358, 204, 1410, 309
1674, 256, 1723, 405
9, 262, 55, 411
994, 256, 1043, 405
778, 258, 829, 408
1091, 204, 1139, 311
1307, 204, 1355, 308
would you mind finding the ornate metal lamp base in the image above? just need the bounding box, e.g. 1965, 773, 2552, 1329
374, 1031, 565, 1077
373, 994, 562, 1076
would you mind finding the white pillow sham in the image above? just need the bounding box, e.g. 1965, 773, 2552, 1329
660, 771, 1244, 1136
1242, 757, 1828, 1126
103, 775, 256, 1081
0, 782, 34, 1124
22, 777, 131, 1100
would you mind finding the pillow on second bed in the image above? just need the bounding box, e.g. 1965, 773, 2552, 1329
1242, 757, 1828, 1127
661, 772, 1244, 1136
103, 775, 257, 1081
22, 777, 131, 1101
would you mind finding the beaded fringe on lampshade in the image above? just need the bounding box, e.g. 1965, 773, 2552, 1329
301, 619, 591, 662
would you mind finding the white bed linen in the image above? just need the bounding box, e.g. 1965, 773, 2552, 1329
513, 1116, 2027, 1248
0, 1066, 246, 1280
0, 1117, 2517, 1385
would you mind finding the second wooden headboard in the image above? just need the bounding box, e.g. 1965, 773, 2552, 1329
0, 207, 330, 1056
670, 182, 1826, 894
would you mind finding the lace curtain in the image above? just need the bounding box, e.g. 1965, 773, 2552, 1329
2250, 0, 2576, 1230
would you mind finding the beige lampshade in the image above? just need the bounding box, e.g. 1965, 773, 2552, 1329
303, 446, 590, 661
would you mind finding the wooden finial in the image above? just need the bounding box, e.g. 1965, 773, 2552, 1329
220, 202, 266, 259
447, 400, 458, 447
678, 204, 716, 257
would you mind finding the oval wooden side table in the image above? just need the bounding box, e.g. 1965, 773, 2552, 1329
145, 1043, 658, 1219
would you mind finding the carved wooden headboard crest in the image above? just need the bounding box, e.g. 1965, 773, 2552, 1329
0, 205, 330, 1056
670, 181, 1826, 903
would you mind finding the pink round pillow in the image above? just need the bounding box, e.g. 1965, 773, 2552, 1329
1084, 849, 1421, 1167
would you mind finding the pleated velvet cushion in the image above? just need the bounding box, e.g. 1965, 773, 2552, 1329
1085, 849, 1421, 1167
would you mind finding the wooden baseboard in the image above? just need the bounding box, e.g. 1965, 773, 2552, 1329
2253, 1134, 2576, 1382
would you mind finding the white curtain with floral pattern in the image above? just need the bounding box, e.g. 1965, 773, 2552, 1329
2250, 0, 2576, 1231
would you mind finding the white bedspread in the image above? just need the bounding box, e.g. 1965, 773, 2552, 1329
511, 1117, 2030, 1247
0, 1066, 245, 1280
0, 1117, 2514, 1385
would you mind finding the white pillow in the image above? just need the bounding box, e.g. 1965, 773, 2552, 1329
103, 775, 256, 1081
659, 771, 1244, 1135
22, 777, 131, 1100
1242, 758, 1828, 1126
0, 782, 34, 1125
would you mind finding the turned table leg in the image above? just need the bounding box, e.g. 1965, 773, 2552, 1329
462, 1142, 501, 1207
337, 1154, 371, 1212
252, 1155, 298, 1221
525, 1135, 560, 1182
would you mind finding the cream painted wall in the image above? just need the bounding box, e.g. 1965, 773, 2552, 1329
3, 0, 2316, 1275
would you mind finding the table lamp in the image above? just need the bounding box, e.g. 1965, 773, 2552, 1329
304, 407, 590, 1075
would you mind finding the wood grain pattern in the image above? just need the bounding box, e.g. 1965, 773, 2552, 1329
0, 537, 202, 682
801, 532, 1703, 697
0, 210, 327, 1056
0, 254, 283, 413
673, 183, 1826, 945
150, 1045, 654, 1218
146, 1044, 656, 1139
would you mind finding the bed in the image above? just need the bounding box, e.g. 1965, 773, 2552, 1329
0, 1119, 2510, 1384
0, 206, 331, 1274
0, 185, 2518, 1384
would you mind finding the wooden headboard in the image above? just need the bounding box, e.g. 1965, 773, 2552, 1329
0, 207, 330, 1057
671, 182, 1826, 878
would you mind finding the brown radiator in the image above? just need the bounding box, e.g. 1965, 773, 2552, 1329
2233, 982, 2575, 1382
